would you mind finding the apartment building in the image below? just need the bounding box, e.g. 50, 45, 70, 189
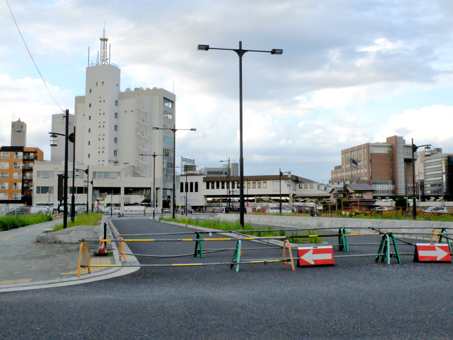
331, 136, 414, 196
416, 148, 453, 198
0, 146, 43, 205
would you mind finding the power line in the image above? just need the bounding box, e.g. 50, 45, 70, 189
5, 0, 64, 112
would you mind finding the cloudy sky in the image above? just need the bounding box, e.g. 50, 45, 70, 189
2, 0, 453, 182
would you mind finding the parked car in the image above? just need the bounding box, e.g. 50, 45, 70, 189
372, 206, 392, 212
423, 206, 448, 214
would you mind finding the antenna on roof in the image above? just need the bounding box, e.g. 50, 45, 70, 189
99, 26, 109, 64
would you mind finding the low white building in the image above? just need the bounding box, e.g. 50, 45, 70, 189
32, 161, 168, 211
176, 173, 330, 212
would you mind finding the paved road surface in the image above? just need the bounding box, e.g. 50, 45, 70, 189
1, 217, 453, 339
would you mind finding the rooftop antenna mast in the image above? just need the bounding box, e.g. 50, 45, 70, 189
100, 26, 109, 64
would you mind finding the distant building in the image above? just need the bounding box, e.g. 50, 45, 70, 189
176, 173, 330, 212
330, 136, 415, 197
416, 148, 453, 199
204, 162, 239, 177
0, 146, 43, 205
11, 119, 26, 147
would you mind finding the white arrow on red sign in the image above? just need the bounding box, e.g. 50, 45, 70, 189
297, 245, 335, 266
416, 243, 451, 263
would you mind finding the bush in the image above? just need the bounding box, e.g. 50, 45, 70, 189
52, 213, 102, 231
0, 213, 52, 232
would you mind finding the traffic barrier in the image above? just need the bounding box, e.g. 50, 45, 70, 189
338, 227, 349, 252
375, 233, 400, 264
438, 228, 452, 252
193, 232, 205, 258
297, 245, 335, 267
282, 239, 295, 271
414, 243, 452, 263
76, 240, 91, 277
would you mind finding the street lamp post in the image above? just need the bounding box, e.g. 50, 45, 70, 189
279, 169, 291, 215
49, 109, 70, 229
152, 127, 196, 219
140, 152, 164, 220
69, 126, 76, 221
411, 139, 431, 220
198, 41, 283, 228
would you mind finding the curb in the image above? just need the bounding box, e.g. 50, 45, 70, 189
0, 217, 139, 293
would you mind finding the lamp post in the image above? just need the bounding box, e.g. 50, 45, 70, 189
68, 126, 76, 221
49, 109, 70, 229
140, 152, 164, 220
411, 139, 431, 220
152, 126, 196, 219
198, 41, 283, 228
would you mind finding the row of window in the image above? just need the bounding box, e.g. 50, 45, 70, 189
205, 180, 268, 190
180, 182, 199, 193
0, 183, 21, 190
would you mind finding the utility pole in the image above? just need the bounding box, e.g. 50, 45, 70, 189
63, 109, 69, 229
69, 126, 76, 221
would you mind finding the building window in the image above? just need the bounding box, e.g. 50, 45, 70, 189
88, 128, 91, 133
190, 182, 194, 192
195, 182, 198, 192
113, 150, 118, 157
206, 182, 210, 190
114, 100, 118, 106
221, 181, 225, 189
88, 153, 90, 159
36, 186, 53, 194
37, 171, 53, 179
216, 181, 220, 189
114, 137, 118, 144
163, 97, 174, 109
101, 81, 104, 86
114, 125, 118, 131
185, 182, 188, 193
180, 182, 184, 193
88, 103, 92, 108
88, 141, 91, 145
114, 112, 118, 119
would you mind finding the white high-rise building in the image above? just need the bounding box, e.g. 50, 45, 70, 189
74, 30, 175, 196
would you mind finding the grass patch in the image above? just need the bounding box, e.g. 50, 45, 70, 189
162, 216, 322, 244
52, 213, 102, 231
0, 213, 52, 232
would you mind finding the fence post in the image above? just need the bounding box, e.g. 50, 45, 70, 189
231, 239, 242, 272
282, 239, 295, 272
376, 233, 400, 264
193, 232, 205, 258
338, 227, 349, 252
76, 240, 91, 277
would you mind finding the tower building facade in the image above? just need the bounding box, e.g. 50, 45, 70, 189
74, 31, 175, 193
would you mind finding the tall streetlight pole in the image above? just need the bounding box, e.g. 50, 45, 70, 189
152, 127, 196, 219
140, 152, 164, 220
198, 42, 283, 228
411, 139, 431, 220
69, 126, 76, 221
49, 109, 70, 229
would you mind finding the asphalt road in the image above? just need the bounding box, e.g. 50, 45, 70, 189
1, 217, 453, 339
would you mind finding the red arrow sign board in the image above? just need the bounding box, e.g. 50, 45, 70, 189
297, 245, 335, 267
415, 243, 451, 263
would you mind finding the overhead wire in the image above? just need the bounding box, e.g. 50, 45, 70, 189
4, 0, 64, 112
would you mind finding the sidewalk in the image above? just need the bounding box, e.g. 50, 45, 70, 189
0, 219, 80, 285
0, 218, 137, 292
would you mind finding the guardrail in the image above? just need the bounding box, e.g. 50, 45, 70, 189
75, 222, 453, 276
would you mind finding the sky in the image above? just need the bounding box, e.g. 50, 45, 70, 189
2, 0, 453, 183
